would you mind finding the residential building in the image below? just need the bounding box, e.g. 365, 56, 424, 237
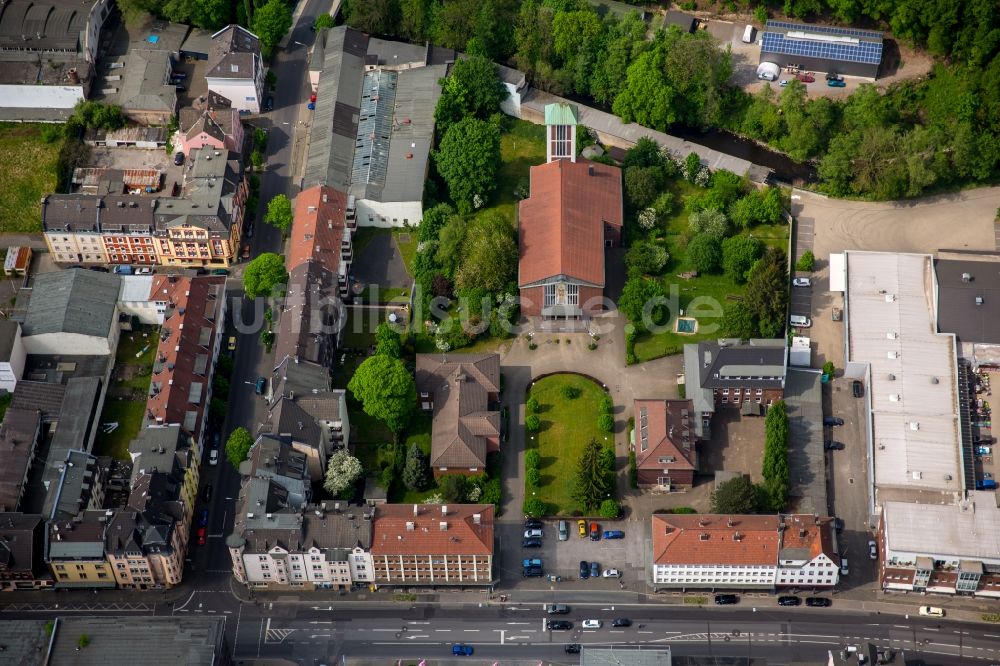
879, 493, 1000, 597
206, 25, 265, 114
633, 399, 699, 489
177, 92, 245, 156
20, 268, 122, 356
305, 26, 445, 227
43, 449, 106, 522
682, 338, 788, 439
3, 246, 32, 276
0, 319, 26, 392
40, 194, 109, 264
759, 20, 883, 80
143, 275, 227, 456
45, 616, 228, 665
45, 510, 115, 588
370, 504, 495, 586
129, 425, 199, 519
83, 126, 168, 148
650, 513, 839, 590
0, 513, 52, 590
518, 103, 622, 317
0, 408, 43, 511
415, 353, 501, 477
98, 195, 158, 266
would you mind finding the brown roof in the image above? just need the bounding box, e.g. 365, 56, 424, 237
180, 95, 238, 145
272, 262, 340, 367
144, 276, 225, 436
371, 504, 494, 557
518, 158, 622, 287
415, 354, 500, 469
634, 399, 698, 474
289, 185, 348, 274
0, 408, 42, 511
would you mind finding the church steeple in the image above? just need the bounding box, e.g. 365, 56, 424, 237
544, 102, 579, 163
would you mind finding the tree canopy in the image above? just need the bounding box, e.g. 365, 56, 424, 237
264, 194, 293, 233
251, 0, 293, 52
434, 56, 508, 134
374, 321, 403, 358
323, 449, 364, 497
721, 234, 764, 284
225, 427, 253, 469
454, 213, 518, 293
435, 117, 502, 213
687, 234, 723, 273
710, 475, 758, 514
618, 277, 667, 332
242, 253, 288, 299
347, 354, 417, 433
571, 439, 614, 513
745, 248, 788, 338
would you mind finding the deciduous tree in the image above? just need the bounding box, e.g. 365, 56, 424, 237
721, 234, 764, 284
617, 277, 667, 331
323, 449, 364, 497
347, 354, 416, 433
434, 56, 508, 134
264, 194, 293, 233
242, 253, 287, 298
435, 117, 501, 213
710, 475, 758, 514
687, 234, 722, 273
251, 0, 293, 52
225, 427, 253, 469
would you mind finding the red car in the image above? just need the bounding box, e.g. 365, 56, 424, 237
197, 527, 207, 546
797, 72, 815, 83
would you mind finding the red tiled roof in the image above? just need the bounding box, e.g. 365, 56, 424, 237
780, 514, 836, 562
289, 185, 348, 274
518, 159, 622, 287
371, 504, 494, 557
634, 399, 697, 473
144, 276, 225, 437
652, 514, 780, 566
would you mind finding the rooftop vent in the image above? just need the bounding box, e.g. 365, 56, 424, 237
909, 421, 920, 431
473, 513, 481, 525
976, 296, 984, 306
405, 521, 414, 531
441, 505, 448, 515
962, 273, 972, 282
699, 533, 709, 541
439, 521, 448, 531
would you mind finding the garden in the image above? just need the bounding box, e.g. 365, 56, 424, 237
93, 326, 159, 460
613, 140, 790, 364
0, 123, 63, 233
523, 374, 619, 517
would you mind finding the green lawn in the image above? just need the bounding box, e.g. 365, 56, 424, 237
527, 374, 613, 515
93, 399, 146, 460
480, 118, 546, 223
114, 326, 159, 391
392, 228, 418, 277
0, 124, 62, 232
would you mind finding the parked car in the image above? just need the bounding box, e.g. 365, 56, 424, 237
976, 479, 998, 490
590, 561, 600, 578
212, 432, 221, 449
582, 620, 602, 629
211, 268, 229, 276
198, 509, 209, 527
779, 79, 789, 87
202, 484, 212, 502
824, 441, 845, 451
868, 540, 878, 559
611, 618, 632, 627
579, 561, 590, 579
797, 72, 816, 82
918, 606, 945, 617
547, 620, 573, 631
977, 445, 992, 455
840, 558, 849, 575
524, 528, 543, 539
521, 537, 542, 548
778, 596, 801, 606
558, 520, 569, 541
825, 72, 844, 81
522, 567, 544, 577
209, 449, 219, 466
853, 380, 864, 398
824, 416, 845, 427
578, 519, 587, 537
264, 96, 274, 112
602, 530, 624, 539
196, 527, 207, 546
790, 314, 812, 328
833, 517, 845, 532
451, 644, 474, 656
792, 277, 811, 287
546, 604, 570, 615
828, 79, 847, 87
244, 222, 254, 238
228, 336, 237, 351
590, 522, 600, 541
87, 266, 109, 272
255, 377, 267, 395
524, 518, 543, 529
714, 594, 739, 605
602, 569, 621, 578
805, 597, 832, 607
173, 152, 185, 166
522, 558, 542, 569
565, 644, 581, 654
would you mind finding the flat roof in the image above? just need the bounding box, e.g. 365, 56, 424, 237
48, 616, 224, 664
845, 251, 963, 495
935, 253, 1000, 345
883, 492, 1000, 563
762, 20, 883, 66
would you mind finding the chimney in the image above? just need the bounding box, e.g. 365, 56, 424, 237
588, 164, 594, 176
473, 513, 481, 525
413, 504, 419, 516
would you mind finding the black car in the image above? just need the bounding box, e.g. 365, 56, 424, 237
579, 560, 590, 579
546, 604, 570, 615
611, 618, 632, 627
264, 96, 274, 112
805, 597, 832, 607
777, 595, 801, 606
565, 644, 581, 654
522, 567, 544, 577
833, 517, 845, 532
714, 594, 739, 605
173, 152, 185, 166
825, 72, 843, 81
852, 380, 864, 398
823, 416, 845, 427
521, 537, 542, 548
524, 518, 543, 529
547, 620, 573, 631
824, 441, 845, 450
202, 484, 212, 502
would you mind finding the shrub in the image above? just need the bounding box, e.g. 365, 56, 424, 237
599, 395, 613, 414
598, 498, 621, 519
795, 250, 815, 272
482, 478, 502, 509
822, 361, 835, 376
526, 397, 540, 413
525, 414, 541, 432
523, 497, 545, 517
561, 385, 581, 400
525, 467, 540, 488
525, 448, 541, 470
628, 451, 638, 488
598, 413, 615, 433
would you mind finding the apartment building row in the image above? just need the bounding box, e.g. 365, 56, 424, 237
0, 271, 225, 590
41, 147, 247, 268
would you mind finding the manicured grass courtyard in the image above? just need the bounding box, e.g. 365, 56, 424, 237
93, 398, 146, 461
0, 123, 62, 232
526, 374, 613, 515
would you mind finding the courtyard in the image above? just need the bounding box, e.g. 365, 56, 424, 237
93, 325, 158, 460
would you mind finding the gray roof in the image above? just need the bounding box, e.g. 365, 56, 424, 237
682, 343, 714, 439
0, 620, 48, 664
153, 148, 244, 233
41, 194, 102, 232
44, 449, 103, 521
582, 647, 672, 666
268, 398, 323, 448
129, 425, 188, 483
0, 408, 42, 512
46, 510, 107, 560
10, 380, 66, 420
783, 368, 827, 516
22, 269, 120, 339
39, 377, 103, 508
694, 339, 787, 390
935, 254, 1000, 345
0, 319, 20, 361
270, 356, 331, 404
180, 27, 214, 57
302, 507, 372, 554
273, 261, 342, 368
111, 49, 178, 114
207, 24, 261, 79
0, 513, 45, 578
47, 616, 226, 665
0, 0, 96, 52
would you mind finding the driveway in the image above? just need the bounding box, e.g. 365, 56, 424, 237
498, 312, 683, 522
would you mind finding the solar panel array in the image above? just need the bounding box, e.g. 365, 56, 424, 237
765, 20, 883, 40
761, 29, 883, 65
352, 70, 397, 188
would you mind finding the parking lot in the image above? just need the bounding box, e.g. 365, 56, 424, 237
498, 519, 649, 591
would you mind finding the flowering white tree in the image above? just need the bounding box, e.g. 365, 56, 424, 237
323, 449, 363, 496
637, 207, 658, 230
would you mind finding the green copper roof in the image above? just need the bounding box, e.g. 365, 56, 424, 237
544, 102, 579, 125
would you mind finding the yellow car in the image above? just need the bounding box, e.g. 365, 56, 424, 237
578, 519, 587, 538
227, 336, 237, 351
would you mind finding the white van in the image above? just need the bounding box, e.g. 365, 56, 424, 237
742, 25, 756, 44
790, 314, 812, 328
918, 606, 945, 617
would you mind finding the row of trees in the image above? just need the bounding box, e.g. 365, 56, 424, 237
116, 0, 291, 50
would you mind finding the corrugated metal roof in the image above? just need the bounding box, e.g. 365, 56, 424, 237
22, 269, 120, 339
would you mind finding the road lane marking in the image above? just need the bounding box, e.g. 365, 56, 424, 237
372, 628, 395, 632
464, 629, 480, 632
435, 629, 451, 632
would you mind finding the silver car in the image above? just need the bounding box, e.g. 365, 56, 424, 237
558, 520, 569, 541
